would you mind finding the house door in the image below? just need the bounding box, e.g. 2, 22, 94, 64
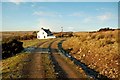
44, 36, 45, 38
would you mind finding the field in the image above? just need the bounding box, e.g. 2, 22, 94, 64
1, 31, 34, 37
1, 29, 120, 79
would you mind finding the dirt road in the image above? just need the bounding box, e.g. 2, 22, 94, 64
49, 40, 86, 79
21, 39, 86, 79
22, 45, 46, 78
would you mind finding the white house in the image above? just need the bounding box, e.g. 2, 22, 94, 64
37, 28, 56, 39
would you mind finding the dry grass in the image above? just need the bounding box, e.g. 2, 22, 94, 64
62, 30, 120, 78
41, 53, 56, 78
1, 31, 34, 38
1, 53, 30, 78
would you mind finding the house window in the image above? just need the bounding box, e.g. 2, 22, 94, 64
43, 32, 44, 34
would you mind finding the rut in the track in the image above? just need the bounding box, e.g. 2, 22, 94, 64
50, 40, 84, 78
21, 39, 85, 79
22, 48, 45, 78
21, 40, 56, 78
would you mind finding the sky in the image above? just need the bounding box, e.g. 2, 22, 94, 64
1, 1, 119, 32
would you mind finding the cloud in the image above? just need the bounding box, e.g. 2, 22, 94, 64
9, 0, 24, 5
68, 12, 82, 17
38, 6, 46, 9
31, 4, 46, 9
31, 4, 35, 7
96, 8, 106, 11
82, 12, 114, 24
2, 0, 120, 2
83, 17, 93, 23
31, 0, 60, 1
37, 18, 76, 32
37, 18, 62, 32
68, 27, 74, 31
97, 13, 112, 21
33, 11, 62, 17
30, 0, 119, 2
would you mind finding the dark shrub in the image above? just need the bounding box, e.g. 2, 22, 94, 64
2, 38, 23, 59
98, 27, 115, 32
105, 40, 115, 44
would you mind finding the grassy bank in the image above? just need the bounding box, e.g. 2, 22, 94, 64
2, 53, 30, 78
62, 30, 119, 78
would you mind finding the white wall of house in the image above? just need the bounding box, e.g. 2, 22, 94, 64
47, 36, 56, 39
37, 28, 56, 39
37, 29, 47, 39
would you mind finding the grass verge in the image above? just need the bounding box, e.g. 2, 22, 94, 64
21, 39, 47, 48
1, 53, 30, 78
41, 53, 56, 78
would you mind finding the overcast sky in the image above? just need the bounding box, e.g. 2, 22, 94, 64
1, 0, 119, 32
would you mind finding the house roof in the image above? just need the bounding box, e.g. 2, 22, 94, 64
42, 28, 53, 36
